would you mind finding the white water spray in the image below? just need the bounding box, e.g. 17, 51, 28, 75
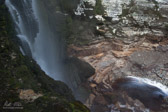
128, 76, 168, 94
6, 0, 64, 81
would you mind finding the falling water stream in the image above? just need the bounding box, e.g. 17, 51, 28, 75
5, 0, 92, 103
5, 0, 65, 82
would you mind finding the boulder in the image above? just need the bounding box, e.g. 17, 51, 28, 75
64, 57, 95, 83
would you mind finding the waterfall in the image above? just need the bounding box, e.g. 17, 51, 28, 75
127, 76, 168, 94
5, 0, 66, 82
5, 0, 92, 103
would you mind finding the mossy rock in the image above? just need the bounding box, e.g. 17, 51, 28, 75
94, 0, 104, 15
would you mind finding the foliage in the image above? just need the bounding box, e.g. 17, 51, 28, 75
164, 24, 168, 36
94, 0, 104, 15
58, 0, 79, 15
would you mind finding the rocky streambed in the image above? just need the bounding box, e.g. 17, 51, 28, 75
68, 33, 168, 111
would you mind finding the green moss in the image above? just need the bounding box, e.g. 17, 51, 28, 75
122, 8, 129, 17
120, 0, 136, 17
164, 24, 168, 36
64, 16, 75, 45
152, 0, 159, 5
59, 0, 73, 14
23, 95, 69, 112
22, 94, 90, 112
70, 101, 90, 112
94, 0, 104, 15
165, 24, 168, 30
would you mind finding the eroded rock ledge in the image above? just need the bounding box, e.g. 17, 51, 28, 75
68, 31, 168, 112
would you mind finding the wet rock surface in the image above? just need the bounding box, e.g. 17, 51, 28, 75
68, 31, 168, 112
112, 77, 168, 111
67, 0, 168, 111
74, 39, 168, 112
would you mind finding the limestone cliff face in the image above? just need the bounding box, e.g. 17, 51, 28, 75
71, 0, 168, 42
101, 0, 168, 37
